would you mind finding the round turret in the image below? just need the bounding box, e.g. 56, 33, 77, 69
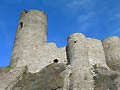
103, 36, 120, 71
10, 10, 48, 67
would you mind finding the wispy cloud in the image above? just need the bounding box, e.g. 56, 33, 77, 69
65, 0, 96, 32
43, 0, 120, 37
74, 13, 95, 32
66, 0, 94, 12
77, 12, 95, 23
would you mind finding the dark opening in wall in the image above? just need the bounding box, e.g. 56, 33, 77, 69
20, 22, 23, 28
66, 46, 71, 64
54, 59, 59, 63
74, 40, 77, 43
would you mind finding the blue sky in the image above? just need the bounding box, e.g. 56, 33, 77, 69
0, 0, 120, 67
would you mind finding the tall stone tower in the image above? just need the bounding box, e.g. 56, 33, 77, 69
10, 10, 48, 67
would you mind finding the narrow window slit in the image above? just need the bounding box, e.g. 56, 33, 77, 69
20, 22, 23, 28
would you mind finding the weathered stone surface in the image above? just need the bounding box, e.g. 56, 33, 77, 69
10, 10, 48, 67
103, 36, 120, 71
61, 65, 72, 90
67, 33, 112, 90
93, 65, 118, 90
67, 33, 95, 90
11, 63, 67, 90
1, 9, 120, 90
10, 10, 67, 73
15, 42, 67, 73
102, 36, 120, 90
87, 38, 109, 69
0, 67, 26, 90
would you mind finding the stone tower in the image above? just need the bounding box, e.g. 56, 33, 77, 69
10, 10, 47, 68
0, 9, 120, 90
10, 10, 67, 73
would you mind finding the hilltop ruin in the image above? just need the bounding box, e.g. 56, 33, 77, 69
0, 10, 120, 90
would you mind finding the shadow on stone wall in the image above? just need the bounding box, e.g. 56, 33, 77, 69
11, 63, 67, 90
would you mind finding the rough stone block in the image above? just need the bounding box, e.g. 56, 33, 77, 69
103, 36, 120, 71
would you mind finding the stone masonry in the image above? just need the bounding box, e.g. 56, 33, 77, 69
0, 9, 120, 90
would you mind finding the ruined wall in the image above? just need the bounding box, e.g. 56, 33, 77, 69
67, 33, 111, 90
0, 10, 120, 90
10, 10, 67, 73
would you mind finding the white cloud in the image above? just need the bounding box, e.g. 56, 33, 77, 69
66, 0, 94, 12
75, 12, 96, 32
79, 22, 91, 31
64, 0, 96, 32
77, 12, 95, 23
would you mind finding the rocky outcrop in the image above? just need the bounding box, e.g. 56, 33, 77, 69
11, 63, 68, 90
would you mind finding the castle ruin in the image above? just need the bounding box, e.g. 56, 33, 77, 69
0, 9, 120, 90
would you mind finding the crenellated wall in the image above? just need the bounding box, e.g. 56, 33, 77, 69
0, 9, 120, 90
